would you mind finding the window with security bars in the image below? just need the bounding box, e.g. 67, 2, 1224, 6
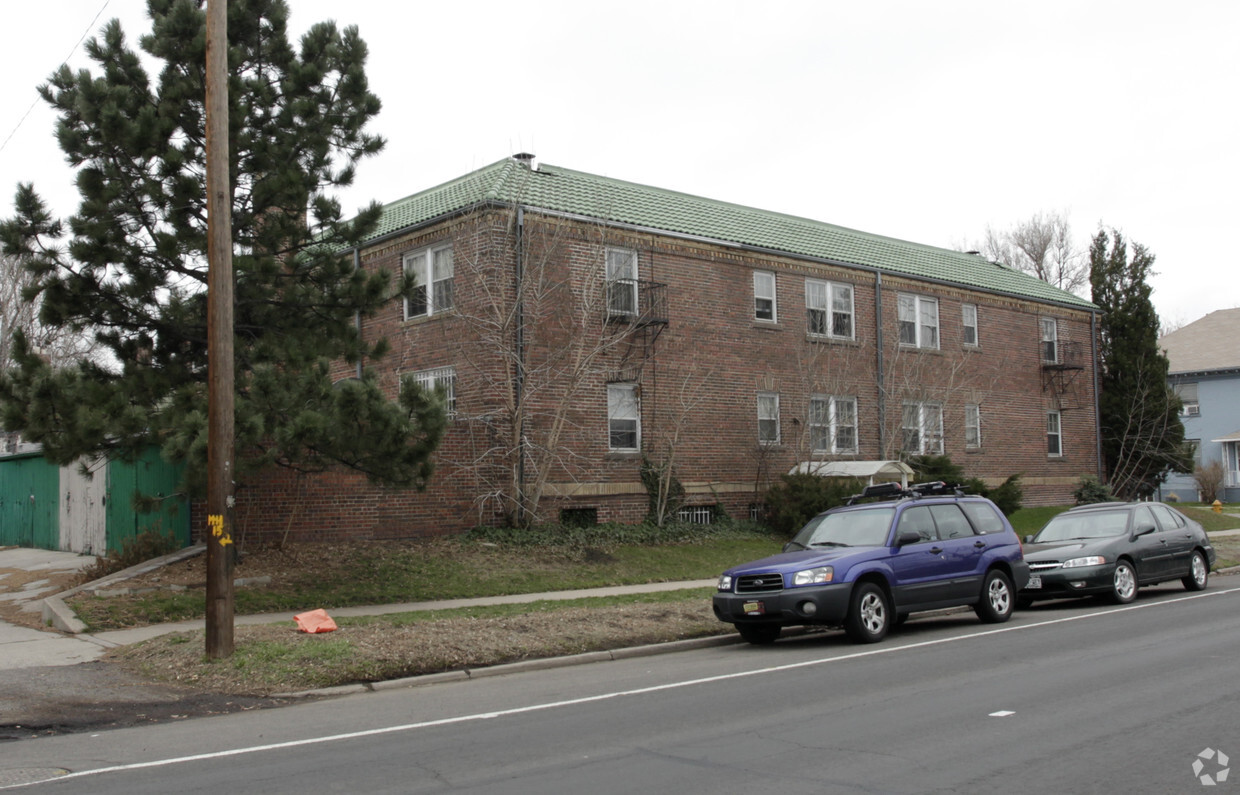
404, 243, 454, 319
677, 505, 716, 525
407, 366, 456, 418
806, 279, 854, 339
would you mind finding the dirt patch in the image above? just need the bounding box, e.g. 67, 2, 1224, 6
108, 599, 728, 696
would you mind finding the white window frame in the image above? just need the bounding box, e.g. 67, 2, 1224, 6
758, 392, 781, 445
403, 243, 454, 320
809, 395, 858, 454
898, 294, 939, 349
408, 366, 457, 418
606, 247, 638, 318
753, 271, 776, 322
962, 303, 979, 347
902, 401, 944, 454
1175, 382, 1200, 417
965, 403, 981, 448
806, 279, 855, 340
1041, 317, 1059, 364
1047, 410, 1063, 457
607, 383, 640, 451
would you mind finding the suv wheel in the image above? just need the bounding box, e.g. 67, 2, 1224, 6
737, 623, 781, 645
974, 569, 1014, 623
844, 582, 889, 644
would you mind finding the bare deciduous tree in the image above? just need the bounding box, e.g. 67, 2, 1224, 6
404, 208, 661, 528
0, 252, 99, 373
974, 211, 1088, 295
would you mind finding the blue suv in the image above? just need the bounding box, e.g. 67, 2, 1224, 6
713, 483, 1031, 644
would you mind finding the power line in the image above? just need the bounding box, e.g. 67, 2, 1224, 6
0, 1, 112, 156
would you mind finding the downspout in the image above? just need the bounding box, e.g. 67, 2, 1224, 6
353, 248, 363, 379
515, 206, 527, 517
875, 272, 886, 456
1091, 310, 1103, 482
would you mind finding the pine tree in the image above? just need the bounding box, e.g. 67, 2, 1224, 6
0, 0, 445, 494
1089, 229, 1190, 498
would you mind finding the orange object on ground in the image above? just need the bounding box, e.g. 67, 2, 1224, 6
294, 608, 338, 633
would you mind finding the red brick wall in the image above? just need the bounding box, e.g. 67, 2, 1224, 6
230, 209, 1099, 542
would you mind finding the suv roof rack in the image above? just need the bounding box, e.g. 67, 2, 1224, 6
845, 480, 966, 505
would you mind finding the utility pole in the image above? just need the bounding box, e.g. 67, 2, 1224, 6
204, 0, 235, 658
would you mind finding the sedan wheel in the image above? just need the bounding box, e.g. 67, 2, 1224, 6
1182, 550, 1209, 592
844, 582, 889, 644
1110, 560, 1138, 604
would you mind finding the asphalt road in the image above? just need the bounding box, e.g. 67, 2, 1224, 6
5, 580, 1240, 793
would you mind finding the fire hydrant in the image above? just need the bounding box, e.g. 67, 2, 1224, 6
1214, 500, 1223, 514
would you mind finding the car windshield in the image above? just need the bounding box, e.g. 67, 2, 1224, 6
1034, 510, 1129, 542
791, 507, 895, 548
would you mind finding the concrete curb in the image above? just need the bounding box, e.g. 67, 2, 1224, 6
40, 544, 207, 633
273, 634, 742, 699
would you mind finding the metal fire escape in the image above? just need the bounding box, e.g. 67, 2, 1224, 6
1042, 340, 1086, 410
608, 280, 669, 382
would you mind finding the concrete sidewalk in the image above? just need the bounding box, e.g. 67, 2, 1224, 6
0, 547, 105, 670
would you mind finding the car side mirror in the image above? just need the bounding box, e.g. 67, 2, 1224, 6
1023, 534, 1034, 544
897, 530, 922, 547
1133, 523, 1157, 538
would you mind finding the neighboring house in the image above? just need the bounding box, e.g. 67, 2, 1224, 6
233, 155, 1101, 542
1160, 308, 1240, 503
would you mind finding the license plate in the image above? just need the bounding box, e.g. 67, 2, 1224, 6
743, 601, 765, 616
1027, 575, 1042, 589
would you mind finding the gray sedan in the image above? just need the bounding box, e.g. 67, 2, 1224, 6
1020, 502, 1215, 606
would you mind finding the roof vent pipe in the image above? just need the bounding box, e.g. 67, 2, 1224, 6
513, 152, 537, 170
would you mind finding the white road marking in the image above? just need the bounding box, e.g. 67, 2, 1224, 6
9, 585, 1240, 790
989, 710, 1016, 717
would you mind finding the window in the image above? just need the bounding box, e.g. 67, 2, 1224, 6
897, 505, 937, 542
1175, 382, 1199, 416
408, 366, 457, 418
901, 401, 943, 454
753, 271, 776, 321
806, 280, 854, 339
606, 247, 638, 317
403, 243, 454, 319
1176, 439, 1200, 474
960, 501, 1006, 534
962, 304, 978, 346
809, 395, 858, 453
608, 383, 640, 451
929, 504, 976, 539
898, 294, 939, 349
965, 403, 981, 448
1040, 317, 1058, 364
677, 505, 716, 525
1047, 410, 1062, 456
758, 392, 780, 445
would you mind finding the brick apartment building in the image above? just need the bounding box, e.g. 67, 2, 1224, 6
234, 154, 1101, 543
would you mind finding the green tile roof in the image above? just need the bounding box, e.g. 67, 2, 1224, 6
366, 157, 1096, 311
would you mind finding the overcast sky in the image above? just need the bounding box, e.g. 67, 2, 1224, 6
1, 1, 1235, 329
